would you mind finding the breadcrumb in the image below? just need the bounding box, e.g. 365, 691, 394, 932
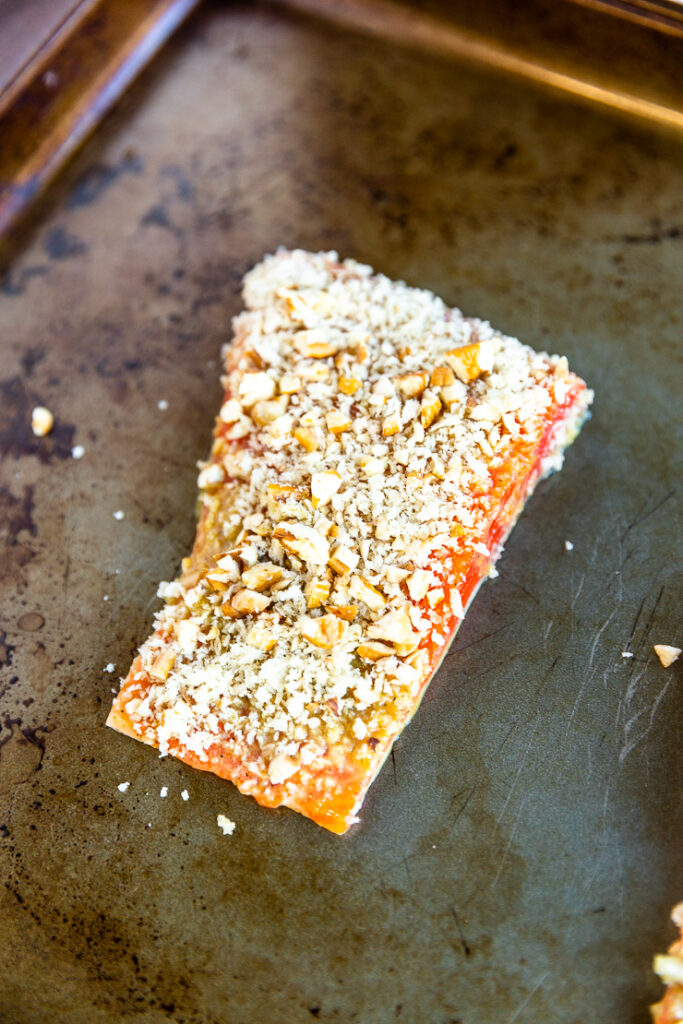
31, 406, 54, 437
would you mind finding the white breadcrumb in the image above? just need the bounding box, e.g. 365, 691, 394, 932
113, 510, 125, 521
564, 540, 574, 551
104, 662, 115, 673
654, 645, 681, 668
160, 786, 168, 798
180, 789, 189, 801
158, 399, 169, 411
71, 444, 85, 459
117, 782, 130, 793
217, 814, 236, 835
621, 652, 634, 659
31, 406, 54, 437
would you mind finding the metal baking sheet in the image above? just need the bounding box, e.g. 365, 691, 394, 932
1, 3, 681, 1022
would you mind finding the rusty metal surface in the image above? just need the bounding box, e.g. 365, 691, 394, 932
0, 0, 202, 238
0, 2, 681, 1021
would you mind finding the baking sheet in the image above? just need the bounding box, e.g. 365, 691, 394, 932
1, 3, 681, 1021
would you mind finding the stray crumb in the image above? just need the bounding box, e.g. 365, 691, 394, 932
160, 786, 168, 798
217, 814, 236, 835
31, 406, 54, 437
158, 399, 169, 411
113, 510, 125, 521
71, 444, 85, 459
104, 662, 115, 673
654, 645, 681, 668
564, 540, 574, 551
180, 789, 189, 801
114, 569, 120, 575
621, 652, 634, 659
110, 687, 117, 694
103, 595, 109, 602
146, 822, 151, 828
117, 782, 130, 793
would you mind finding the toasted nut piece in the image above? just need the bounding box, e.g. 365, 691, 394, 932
242, 346, 266, 369
374, 515, 391, 540
329, 545, 360, 575
368, 605, 419, 646
445, 339, 495, 383
406, 471, 430, 491
267, 483, 309, 502
279, 373, 302, 394
238, 371, 276, 407
198, 463, 226, 489
268, 753, 298, 785
382, 412, 401, 437
395, 371, 429, 398
385, 566, 410, 583
215, 554, 241, 579
420, 390, 443, 429
227, 541, 259, 568
219, 398, 243, 424
225, 417, 252, 439
349, 575, 386, 611
301, 613, 346, 649
406, 569, 432, 602
326, 410, 351, 434
313, 516, 335, 537
654, 644, 681, 668
311, 471, 342, 508
327, 604, 358, 621
293, 426, 318, 452
150, 647, 175, 681
251, 395, 289, 426
441, 381, 467, 408
31, 406, 54, 437
267, 414, 294, 443
224, 451, 252, 479
305, 574, 331, 609
274, 522, 330, 565
431, 365, 455, 387
231, 589, 272, 614
206, 568, 230, 592
246, 623, 277, 652
339, 376, 361, 395
394, 639, 420, 657
468, 401, 502, 423
360, 456, 386, 477
241, 562, 283, 591
294, 334, 336, 359
175, 619, 201, 655
357, 641, 394, 661
355, 340, 369, 363
298, 363, 330, 382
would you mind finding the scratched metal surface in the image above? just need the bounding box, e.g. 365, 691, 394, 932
1, 3, 681, 1023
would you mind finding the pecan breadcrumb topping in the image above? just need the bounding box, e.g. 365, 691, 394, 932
119, 250, 591, 790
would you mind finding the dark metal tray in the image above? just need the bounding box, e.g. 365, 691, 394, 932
1, 3, 681, 1022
